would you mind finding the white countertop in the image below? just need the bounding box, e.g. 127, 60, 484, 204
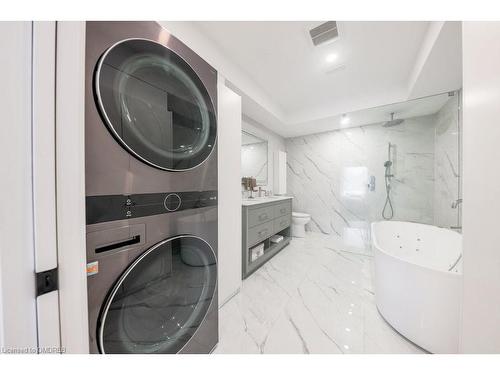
242, 195, 293, 206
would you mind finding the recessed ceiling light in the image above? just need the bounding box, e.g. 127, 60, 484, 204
326, 53, 338, 63
341, 114, 350, 125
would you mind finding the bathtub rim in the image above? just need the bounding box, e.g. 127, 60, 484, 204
371, 220, 462, 276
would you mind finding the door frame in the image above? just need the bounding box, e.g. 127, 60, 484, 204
54, 21, 89, 353
32, 21, 61, 352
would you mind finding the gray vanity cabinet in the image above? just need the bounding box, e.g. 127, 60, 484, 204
242, 198, 292, 279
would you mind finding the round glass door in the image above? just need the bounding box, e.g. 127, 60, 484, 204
95, 39, 217, 171
98, 236, 217, 354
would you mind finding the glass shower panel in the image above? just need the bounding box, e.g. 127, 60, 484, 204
433, 91, 462, 228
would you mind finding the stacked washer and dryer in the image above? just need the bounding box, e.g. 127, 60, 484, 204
84, 21, 218, 354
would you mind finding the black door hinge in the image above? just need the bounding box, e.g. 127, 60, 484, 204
36, 268, 58, 297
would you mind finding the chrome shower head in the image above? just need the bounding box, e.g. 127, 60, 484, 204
383, 112, 404, 127
384, 160, 392, 168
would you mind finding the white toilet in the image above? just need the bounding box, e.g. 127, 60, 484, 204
291, 212, 311, 237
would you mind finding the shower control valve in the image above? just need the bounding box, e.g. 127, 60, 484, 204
368, 175, 376, 192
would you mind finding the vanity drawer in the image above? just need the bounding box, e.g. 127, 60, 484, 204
248, 221, 274, 247
248, 205, 274, 228
274, 215, 291, 232
274, 200, 291, 218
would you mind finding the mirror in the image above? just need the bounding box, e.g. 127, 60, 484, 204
241, 131, 268, 185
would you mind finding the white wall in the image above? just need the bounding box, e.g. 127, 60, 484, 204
461, 21, 500, 353
217, 77, 242, 307
0, 21, 38, 350
55, 21, 89, 353
242, 115, 286, 193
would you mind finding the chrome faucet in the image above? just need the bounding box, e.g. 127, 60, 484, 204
451, 198, 462, 209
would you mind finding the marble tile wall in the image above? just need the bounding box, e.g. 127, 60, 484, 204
434, 95, 461, 228
286, 114, 437, 249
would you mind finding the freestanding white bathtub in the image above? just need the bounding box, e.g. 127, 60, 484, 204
371, 221, 462, 354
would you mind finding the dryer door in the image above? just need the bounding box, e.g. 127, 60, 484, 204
95, 38, 217, 171
98, 235, 217, 354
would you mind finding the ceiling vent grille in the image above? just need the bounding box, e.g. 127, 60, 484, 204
309, 21, 339, 46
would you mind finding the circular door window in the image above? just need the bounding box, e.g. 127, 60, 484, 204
95, 39, 217, 171
98, 236, 217, 354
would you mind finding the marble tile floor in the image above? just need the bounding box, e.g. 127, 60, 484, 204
214, 232, 426, 354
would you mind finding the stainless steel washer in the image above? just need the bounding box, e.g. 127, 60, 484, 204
85, 21, 218, 196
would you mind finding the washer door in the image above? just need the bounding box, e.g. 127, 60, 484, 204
98, 236, 217, 354
95, 39, 217, 171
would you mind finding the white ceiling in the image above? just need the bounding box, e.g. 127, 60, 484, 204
194, 21, 462, 137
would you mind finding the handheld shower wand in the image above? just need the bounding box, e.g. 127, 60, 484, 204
382, 143, 394, 220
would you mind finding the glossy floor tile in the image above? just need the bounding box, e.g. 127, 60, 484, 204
215, 232, 426, 354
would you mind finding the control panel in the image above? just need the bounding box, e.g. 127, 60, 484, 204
86, 190, 218, 225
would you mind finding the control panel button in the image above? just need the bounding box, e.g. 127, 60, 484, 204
164, 193, 182, 212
